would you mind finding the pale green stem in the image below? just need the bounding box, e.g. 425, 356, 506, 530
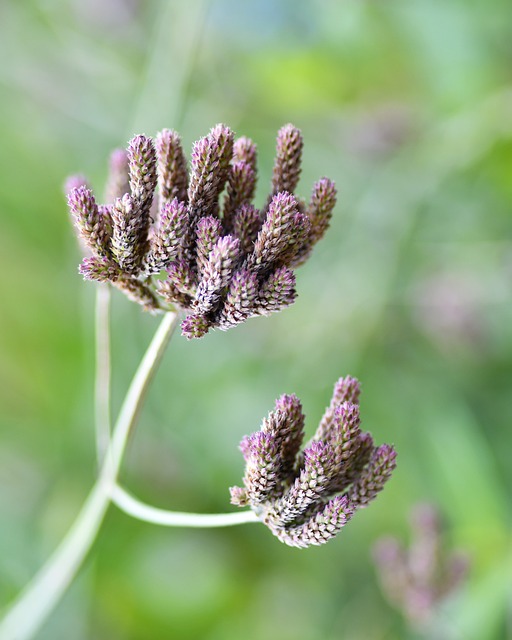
105, 311, 180, 478
0, 480, 110, 640
94, 284, 112, 465
111, 484, 259, 528
0, 311, 179, 640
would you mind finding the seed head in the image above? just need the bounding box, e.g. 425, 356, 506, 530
231, 376, 396, 548
66, 123, 337, 337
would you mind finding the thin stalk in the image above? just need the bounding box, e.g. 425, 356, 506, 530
111, 484, 259, 527
106, 311, 180, 477
0, 311, 179, 640
0, 480, 110, 640
94, 284, 112, 465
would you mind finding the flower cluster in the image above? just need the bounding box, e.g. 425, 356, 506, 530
66, 124, 337, 338
373, 503, 469, 628
230, 376, 397, 548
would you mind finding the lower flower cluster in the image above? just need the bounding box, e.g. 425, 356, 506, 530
230, 376, 397, 548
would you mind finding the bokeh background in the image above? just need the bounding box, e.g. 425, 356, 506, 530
1, 0, 511, 638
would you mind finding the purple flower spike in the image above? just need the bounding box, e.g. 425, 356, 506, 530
232, 376, 396, 548
111, 193, 148, 274
223, 161, 257, 229
266, 124, 303, 209
275, 495, 354, 549
233, 136, 257, 168
349, 443, 397, 508
332, 375, 361, 405
68, 186, 112, 258
231, 204, 262, 255
79, 255, 120, 282
308, 178, 337, 243
241, 431, 281, 506
315, 376, 362, 442
188, 124, 234, 223
155, 128, 188, 206
196, 216, 223, 276
257, 267, 297, 316
273, 394, 305, 479
195, 235, 241, 313
249, 192, 300, 274
128, 135, 157, 205
165, 259, 196, 295
218, 269, 259, 330
181, 313, 210, 339
143, 199, 189, 275
67, 123, 337, 332
268, 440, 335, 528
292, 178, 337, 267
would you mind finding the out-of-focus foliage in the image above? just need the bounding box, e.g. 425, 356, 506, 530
0, 0, 511, 638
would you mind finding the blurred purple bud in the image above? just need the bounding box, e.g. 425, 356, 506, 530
233, 136, 257, 167
105, 148, 130, 203
64, 174, 89, 195
231, 204, 262, 255
223, 161, 257, 230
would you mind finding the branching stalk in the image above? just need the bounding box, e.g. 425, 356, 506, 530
94, 284, 112, 464
0, 310, 179, 640
111, 484, 259, 527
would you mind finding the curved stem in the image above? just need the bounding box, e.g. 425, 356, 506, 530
94, 284, 112, 465
106, 311, 180, 478
0, 312, 179, 640
0, 480, 110, 640
111, 484, 259, 527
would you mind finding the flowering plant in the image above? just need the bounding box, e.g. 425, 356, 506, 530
0, 124, 396, 640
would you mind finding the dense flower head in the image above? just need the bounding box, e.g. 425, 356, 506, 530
66, 124, 337, 338
230, 376, 397, 548
373, 503, 470, 628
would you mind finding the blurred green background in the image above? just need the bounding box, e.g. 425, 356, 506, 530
1, 0, 511, 638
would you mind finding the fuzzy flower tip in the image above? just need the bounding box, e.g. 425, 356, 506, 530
230, 376, 397, 548
66, 124, 337, 335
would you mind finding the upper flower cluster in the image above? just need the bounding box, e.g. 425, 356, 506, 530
67, 124, 337, 338
230, 376, 397, 548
